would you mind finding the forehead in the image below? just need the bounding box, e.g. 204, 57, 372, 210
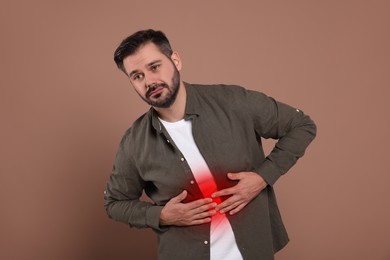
122, 42, 167, 74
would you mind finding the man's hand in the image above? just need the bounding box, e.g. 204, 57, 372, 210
160, 190, 217, 226
212, 172, 267, 215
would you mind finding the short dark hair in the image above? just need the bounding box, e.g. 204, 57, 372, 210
114, 29, 173, 74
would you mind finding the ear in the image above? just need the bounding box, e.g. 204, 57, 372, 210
170, 51, 182, 71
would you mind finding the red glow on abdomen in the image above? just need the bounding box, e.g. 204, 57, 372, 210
194, 172, 221, 205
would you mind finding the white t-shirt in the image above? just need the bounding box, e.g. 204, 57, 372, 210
159, 118, 243, 260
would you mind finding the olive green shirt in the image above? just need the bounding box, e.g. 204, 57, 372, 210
104, 83, 316, 260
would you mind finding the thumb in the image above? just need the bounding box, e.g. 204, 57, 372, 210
227, 172, 242, 180
171, 190, 187, 203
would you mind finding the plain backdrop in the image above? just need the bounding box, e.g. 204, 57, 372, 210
1, 1, 389, 259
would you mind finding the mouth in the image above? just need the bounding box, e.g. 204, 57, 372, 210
147, 84, 166, 98
150, 86, 164, 97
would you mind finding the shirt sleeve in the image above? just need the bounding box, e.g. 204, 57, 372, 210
103, 129, 167, 232
245, 90, 317, 185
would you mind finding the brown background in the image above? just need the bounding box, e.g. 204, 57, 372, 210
1, 1, 389, 259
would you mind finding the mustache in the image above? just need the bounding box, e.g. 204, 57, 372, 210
146, 83, 168, 97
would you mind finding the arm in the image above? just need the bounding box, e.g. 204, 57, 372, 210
104, 129, 216, 229
213, 90, 317, 214
104, 130, 165, 231
248, 90, 317, 185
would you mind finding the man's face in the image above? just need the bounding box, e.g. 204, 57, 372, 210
122, 42, 182, 108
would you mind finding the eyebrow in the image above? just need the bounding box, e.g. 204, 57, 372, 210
128, 59, 162, 78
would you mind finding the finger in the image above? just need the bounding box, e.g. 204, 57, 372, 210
192, 202, 217, 214
189, 217, 212, 226
215, 196, 240, 211
227, 172, 242, 180
219, 200, 243, 214
186, 197, 214, 209
170, 190, 188, 203
193, 209, 217, 220
211, 187, 235, 198
228, 202, 248, 215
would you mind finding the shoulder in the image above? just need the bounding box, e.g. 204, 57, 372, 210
187, 83, 249, 104
119, 109, 153, 146
189, 83, 246, 95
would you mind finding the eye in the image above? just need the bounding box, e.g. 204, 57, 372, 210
132, 73, 144, 81
150, 64, 160, 71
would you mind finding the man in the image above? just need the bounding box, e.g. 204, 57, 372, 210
104, 29, 316, 260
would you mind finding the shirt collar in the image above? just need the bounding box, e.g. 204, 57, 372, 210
151, 82, 201, 133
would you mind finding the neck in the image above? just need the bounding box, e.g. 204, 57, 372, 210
154, 81, 186, 122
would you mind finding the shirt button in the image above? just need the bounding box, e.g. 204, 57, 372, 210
296, 109, 300, 112
181, 158, 185, 161
190, 180, 195, 184
103, 190, 107, 195
204, 240, 208, 245
166, 139, 170, 143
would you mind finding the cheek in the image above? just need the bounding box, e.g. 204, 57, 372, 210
161, 68, 175, 82
132, 84, 146, 96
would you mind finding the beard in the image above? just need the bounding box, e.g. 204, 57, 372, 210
141, 66, 181, 108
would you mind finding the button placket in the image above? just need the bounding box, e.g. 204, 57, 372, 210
160, 127, 199, 197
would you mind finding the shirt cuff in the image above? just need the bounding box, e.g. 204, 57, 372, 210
255, 159, 282, 186
145, 205, 168, 233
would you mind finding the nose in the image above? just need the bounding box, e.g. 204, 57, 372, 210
144, 72, 158, 88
